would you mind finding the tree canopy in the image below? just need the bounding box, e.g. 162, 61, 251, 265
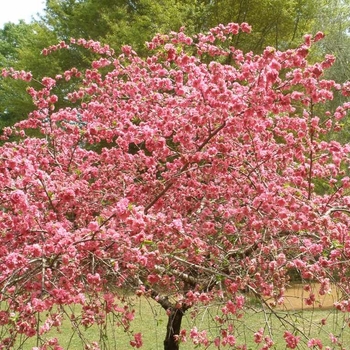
1, 23, 350, 349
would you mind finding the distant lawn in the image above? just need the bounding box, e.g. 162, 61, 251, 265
12, 292, 350, 349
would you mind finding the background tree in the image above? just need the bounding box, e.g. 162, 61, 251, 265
0, 20, 82, 134
44, 0, 206, 53
309, 0, 350, 143
311, 0, 350, 83
1, 24, 350, 349
200, 0, 317, 52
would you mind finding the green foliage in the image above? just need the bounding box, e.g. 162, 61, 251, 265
0, 21, 61, 127
44, 0, 207, 54
201, 0, 317, 52
309, 0, 350, 143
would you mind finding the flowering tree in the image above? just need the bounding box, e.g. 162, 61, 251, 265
1, 23, 350, 350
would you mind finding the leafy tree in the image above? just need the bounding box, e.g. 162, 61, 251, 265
308, 0, 350, 143
44, 0, 206, 54
310, 0, 350, 83
0, 21, 71, 131
0, 22, 39, 127
200, 0, 318, 52
2, 24, 350, 349
42, 0, 320, 54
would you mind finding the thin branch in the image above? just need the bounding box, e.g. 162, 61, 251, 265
37, 176, 58, 213
324, 207, 350, 216
167, 254, 232, 280
155, 265, 197, 287
247, 285, 311, 341
307, 103, 315, 201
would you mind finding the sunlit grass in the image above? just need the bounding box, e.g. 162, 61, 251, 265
12, 294, 350, 349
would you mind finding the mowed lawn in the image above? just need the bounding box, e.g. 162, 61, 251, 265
13, 285, 350, 349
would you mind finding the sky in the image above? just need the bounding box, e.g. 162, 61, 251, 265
0, 0, 46, 28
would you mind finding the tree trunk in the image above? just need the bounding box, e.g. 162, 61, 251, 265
163, 308, 184, 350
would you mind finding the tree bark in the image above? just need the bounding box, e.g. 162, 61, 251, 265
163, 308, 184, 350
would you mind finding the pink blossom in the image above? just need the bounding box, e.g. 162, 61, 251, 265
88, 221, 99, 231
130, 333, 143, 348
307, 338, 323, 348
254, 328, 264, 343
284, 331, 300, 349
240, 22, 252, 33
147, 274, 160, 284
190, 327, 209, 346
10, 189, 28, 210
114, 198, 130, 218
49, 95, 58, 104
329, 333, 337, 344
314, 31, 325, 42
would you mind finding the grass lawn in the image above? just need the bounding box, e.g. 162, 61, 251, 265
12, 292, 350, 349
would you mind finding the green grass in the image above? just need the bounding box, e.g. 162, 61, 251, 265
10, 296, 350, 349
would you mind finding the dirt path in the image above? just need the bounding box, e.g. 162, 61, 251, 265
276, 283, 342, 310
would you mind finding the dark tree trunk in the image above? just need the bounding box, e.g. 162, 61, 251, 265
147, 287, 192, 350
163, 308, 184, 350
